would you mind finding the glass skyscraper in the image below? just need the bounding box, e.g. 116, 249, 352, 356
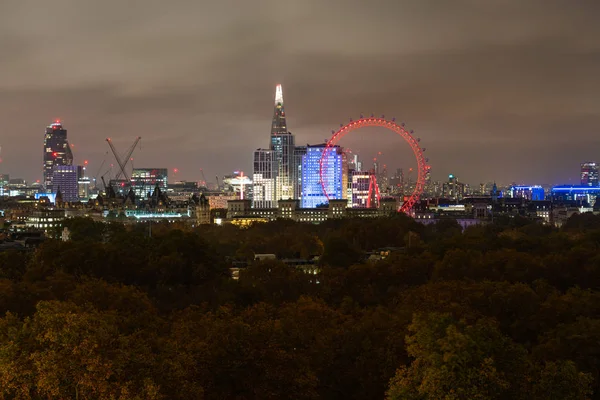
301, 144, 347, 208
253, 84, 300, 207
270, 84, 297, 201
43, 120, 73, 192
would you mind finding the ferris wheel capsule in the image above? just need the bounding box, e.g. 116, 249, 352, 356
370, 113, 374, 118
359, 114, 364, 119
410, 130, 414, 134
417, 138, 421, 142
331, 130, 335, 134
381, 114, 385, 119
401, 122, 405, 127
425, 158, 429, 163
392, 117, 396, 122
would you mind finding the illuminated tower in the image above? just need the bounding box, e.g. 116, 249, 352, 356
43, 120, 73, 192
271, 84, 287, 135
269, 84, 296, 201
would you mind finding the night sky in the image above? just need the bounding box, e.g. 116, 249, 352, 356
1, 0, 599, 186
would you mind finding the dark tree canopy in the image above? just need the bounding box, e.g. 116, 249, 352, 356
0, 214, 597, 399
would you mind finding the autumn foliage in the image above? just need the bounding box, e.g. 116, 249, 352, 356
0, 213, 599, 399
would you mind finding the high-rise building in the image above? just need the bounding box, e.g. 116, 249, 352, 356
43, 120, 73, 191
581, 162, 599, 187
77, 165, 90, 200
131, 168, 168, 198
253, 84, 299, 207
52, 165, 79, 202
0, 174, 8, 197
443, 174, 465, 201
270, 84, 297, 201
252, 149, 277, 208
293, 146, 306, 203
301, 144, 347, 208
349, 154, 362, 172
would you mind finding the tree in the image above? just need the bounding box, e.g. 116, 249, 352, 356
320, 235, 364, 268
530, 361, 593, 400
0, 301, 163, 399
386, 313, 527, 400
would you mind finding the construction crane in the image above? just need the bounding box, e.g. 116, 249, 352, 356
106, 137, 141, 182
92, 151, 109, 189
199, 169, 207, 187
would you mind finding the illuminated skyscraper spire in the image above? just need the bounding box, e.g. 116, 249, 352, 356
271, 84, 287, 136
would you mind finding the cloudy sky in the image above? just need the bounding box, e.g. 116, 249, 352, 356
1, 0, 599, 185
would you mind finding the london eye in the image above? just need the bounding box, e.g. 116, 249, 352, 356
319, 115, 429, 213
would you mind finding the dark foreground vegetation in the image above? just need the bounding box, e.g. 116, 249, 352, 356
1, 213, 600, 399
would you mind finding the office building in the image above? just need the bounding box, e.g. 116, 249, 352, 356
130, 168, 168, 199
581, 162, 599, 186
301, 144, 347, 208
510, 185, 545, 201
443, 174, 465, 201
293, 146, 307, 203
43, 120, 73, 191
351, 171, 378, 208
52, 165, 79, 202
0, 174, 7, 197
551, 185, 600, 205
252, 149, 277, 208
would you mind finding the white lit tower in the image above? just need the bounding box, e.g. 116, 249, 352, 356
269, 84, 297, 202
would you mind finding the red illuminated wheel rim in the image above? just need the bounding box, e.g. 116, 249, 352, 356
319, 116, 429, 214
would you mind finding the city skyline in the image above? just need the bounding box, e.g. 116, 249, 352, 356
0, 1, 599, 185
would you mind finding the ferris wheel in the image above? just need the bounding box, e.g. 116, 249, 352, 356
319, 115, 429, 213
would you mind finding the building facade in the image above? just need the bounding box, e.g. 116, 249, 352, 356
301, 144, 347, 208
130, 168, 168, 199
581, 162, 599, 187
43, 121, 73, 192
252, 149, 277, 208
510, 185, 545, 201
351, 171, 376, 208
52, 165, 79, 202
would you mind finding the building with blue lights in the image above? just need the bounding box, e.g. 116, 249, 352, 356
551, 185, 600, 205
301, 144, 347, 208
510, 185, 545, 201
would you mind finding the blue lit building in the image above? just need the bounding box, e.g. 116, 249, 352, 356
301, 144, 347, 208
551, 185, 600, 204
510, 185, 545, 201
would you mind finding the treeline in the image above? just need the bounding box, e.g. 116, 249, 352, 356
0, 213, 599, 399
